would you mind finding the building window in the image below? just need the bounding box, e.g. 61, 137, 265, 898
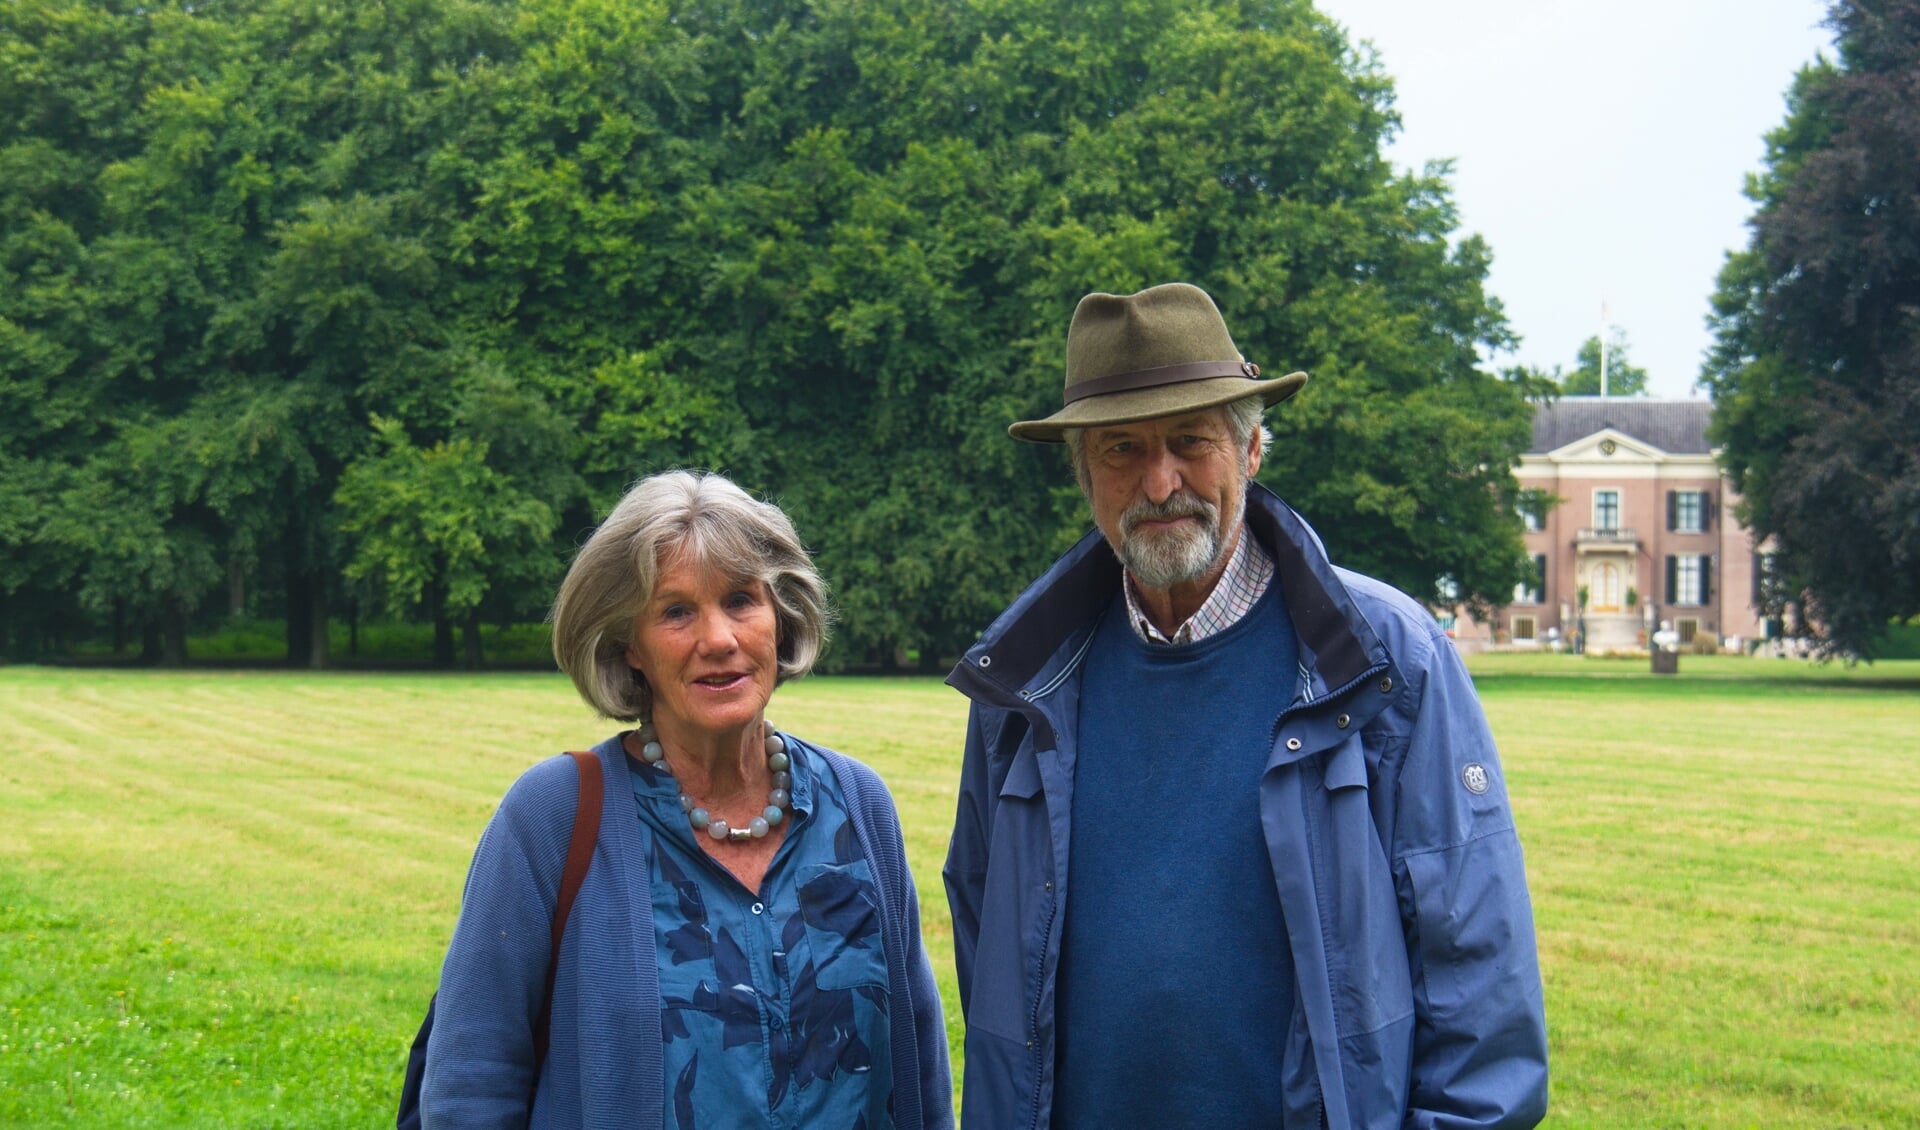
1753, 551, 1781, 604
1511, 615, 1537, 642
1667, 554, 1712, 606
1669, 490, 1708, 533
1676, 617, 1701, 644
1594, 489, 1620, 532
1512, 554, 1546, 605
1520, 502, 1544, 532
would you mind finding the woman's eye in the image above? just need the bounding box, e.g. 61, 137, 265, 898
661, 604, 690, 621
727, 589, 760, 610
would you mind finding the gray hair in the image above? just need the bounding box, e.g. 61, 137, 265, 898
550, 470, 830, 721
1062, 395, 1273, 493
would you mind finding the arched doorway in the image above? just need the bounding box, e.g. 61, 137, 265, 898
1590, 562, 1622, 612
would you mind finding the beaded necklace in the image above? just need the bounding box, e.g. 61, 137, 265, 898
636, 719, 791, 843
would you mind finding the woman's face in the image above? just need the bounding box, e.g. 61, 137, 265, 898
625, 552, 780, 740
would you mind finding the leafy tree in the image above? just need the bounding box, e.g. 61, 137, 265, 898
1559, 329, 1651, 396
1, 0, 526, 664
1703, 0, 1920, 658
434, 0, 1542, 657
3, 0, 1544, 664
336, 415, 560, 668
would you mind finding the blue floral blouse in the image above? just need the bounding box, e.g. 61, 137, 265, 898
629, 736, 894, 1130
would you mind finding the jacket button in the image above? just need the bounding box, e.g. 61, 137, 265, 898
1044, 880, 1053, 891
978, 655, 992, 668
1285, 737, 1302, 751
1336, 713, 1350, 729
1379, 676, 1393, 694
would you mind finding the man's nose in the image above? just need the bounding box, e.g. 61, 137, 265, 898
1142, 444, 1183, 503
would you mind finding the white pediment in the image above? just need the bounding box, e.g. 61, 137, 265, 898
1545, 426, 1667, 463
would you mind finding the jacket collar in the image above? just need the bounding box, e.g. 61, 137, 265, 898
950, 483, 1393, 710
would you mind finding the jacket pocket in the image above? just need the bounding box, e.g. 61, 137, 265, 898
970, 747, 1052, 1043
1318, 737, 1414, 1038
1403, 831, 1533, 1021
960, 1025, 1040, 1130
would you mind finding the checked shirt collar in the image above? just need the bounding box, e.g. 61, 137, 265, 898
1122, 523, 1275, 646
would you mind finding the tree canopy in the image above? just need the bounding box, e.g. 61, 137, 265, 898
1, 0, 1543, 666
1702, 0, 1920, 659
1558, 329, 1650, 397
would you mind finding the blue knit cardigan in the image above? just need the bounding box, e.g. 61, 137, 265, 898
421, 734, 954, 1130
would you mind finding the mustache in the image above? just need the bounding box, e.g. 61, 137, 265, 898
1120, 492, 1215, 535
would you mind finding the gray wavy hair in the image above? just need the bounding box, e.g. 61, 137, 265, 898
550, 470, 830, 721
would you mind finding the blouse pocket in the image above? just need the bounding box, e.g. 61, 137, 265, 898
796, 859, 888, 992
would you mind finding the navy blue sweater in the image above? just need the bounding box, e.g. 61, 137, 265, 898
1056, 584, 1298, 1126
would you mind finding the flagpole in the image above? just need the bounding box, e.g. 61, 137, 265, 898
1599, 300, 1609, 399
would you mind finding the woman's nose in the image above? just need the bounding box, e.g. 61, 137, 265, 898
694, 609, 736, 653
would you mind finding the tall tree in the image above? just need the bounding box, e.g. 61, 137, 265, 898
4, 0, 1546, 664
1559, 329, 1651, 396
435, 0, 1543, 657
1703, 0, 1920, 658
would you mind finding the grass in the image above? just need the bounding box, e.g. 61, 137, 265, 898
1, 655, 1916, 1126
62, 619, 559, 667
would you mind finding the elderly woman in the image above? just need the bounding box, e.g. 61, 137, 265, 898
419, 470, 951, 1130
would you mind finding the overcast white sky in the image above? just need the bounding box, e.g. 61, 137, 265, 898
1310, 0, 1835, 397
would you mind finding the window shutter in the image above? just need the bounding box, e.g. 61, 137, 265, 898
1701, 554, 1713, 602
1667, 490, 1677, 532
1666, 556, 1677, 605
1702, 492, 1714, 532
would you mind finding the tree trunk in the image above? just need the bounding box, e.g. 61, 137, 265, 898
285, 560, 312, 666
461, 608, 483, 670
228, 557, 246, 619
159, 603, 188, 668
112, 601, 127, 657
139, 619, 163, 665
305, 581, 330, 669
428, 579, 455, 668
348, 599, 360, 659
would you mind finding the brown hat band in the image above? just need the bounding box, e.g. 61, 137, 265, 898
1063, 359, 1262, 405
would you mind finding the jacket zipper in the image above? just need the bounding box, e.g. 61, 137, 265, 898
1025, 888, 1058, 1130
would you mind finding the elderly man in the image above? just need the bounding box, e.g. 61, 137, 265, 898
944, 283, 1548, 1128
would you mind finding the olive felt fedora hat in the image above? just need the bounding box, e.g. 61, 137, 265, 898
1008, 282, 1307, 443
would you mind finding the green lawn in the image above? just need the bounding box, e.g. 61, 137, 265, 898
1, 656, 1915, 1126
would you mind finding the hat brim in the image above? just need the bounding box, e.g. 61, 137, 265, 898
1007, 371, 1308, 443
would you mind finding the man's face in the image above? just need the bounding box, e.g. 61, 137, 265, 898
1082, 407, 1262, 592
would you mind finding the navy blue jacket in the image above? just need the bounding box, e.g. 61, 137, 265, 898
944, 485, 1548, 1129
423, 734, 953, 1129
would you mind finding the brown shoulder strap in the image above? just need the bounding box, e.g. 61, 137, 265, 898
533, 750, 603, 1069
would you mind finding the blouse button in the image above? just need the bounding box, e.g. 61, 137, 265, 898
751, 902, 765, 915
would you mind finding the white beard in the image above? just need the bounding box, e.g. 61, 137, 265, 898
1118, 486, 1243, 590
